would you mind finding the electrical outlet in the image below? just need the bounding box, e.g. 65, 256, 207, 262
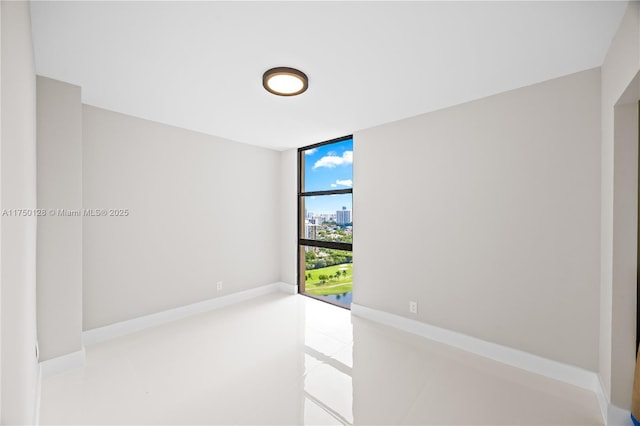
217, 281, 223, 291
409, 301, 418, 314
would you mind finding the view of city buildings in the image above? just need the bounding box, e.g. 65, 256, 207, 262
304, 207, 353, 247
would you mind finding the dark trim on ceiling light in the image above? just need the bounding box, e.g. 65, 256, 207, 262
263, 67, 308, 96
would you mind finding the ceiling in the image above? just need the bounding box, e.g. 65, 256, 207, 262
30, 1, 627, 151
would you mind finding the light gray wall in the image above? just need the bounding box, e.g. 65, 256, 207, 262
1, 1, 39, 423
82, 106, 281, 330
1, 4, 3, 419
36, 76, 83, 361
600, 1, 640, 409
353, 68, 601, 371
280, 149, 297, 286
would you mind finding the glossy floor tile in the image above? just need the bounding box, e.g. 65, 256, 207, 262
39, 293, 603, 425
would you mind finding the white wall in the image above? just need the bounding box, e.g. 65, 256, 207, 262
280, 149, 297, 286
1, 1, 39, 423
600, 1, 640, 410
36, 76, 83, 361
82, 106, 281, 330
353, 68, 601, 372
1, 4, 3, 418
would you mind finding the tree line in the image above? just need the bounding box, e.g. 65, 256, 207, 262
305, 248, 353, 270
305, 269, 348, 284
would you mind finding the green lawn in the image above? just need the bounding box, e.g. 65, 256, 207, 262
304, 263, 352, 296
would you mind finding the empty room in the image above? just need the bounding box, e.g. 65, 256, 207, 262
3, 1, 640, 424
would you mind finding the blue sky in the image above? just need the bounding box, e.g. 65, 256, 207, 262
303, 138, 353, 214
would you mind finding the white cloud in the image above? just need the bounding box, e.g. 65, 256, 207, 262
335, 179, 352, 187
305, 148, 317, 155
330, 184, 337, 188
313, 151, 353, 169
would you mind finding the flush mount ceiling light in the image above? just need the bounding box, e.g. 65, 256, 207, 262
263, 67, 308, 96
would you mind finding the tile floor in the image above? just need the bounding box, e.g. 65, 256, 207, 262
39, 293, 603, 425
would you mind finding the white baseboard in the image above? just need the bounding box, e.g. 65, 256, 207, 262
351, 303, 597, 390
278, 281, 298, 294
593, 376, 631, 425
83, 281, 292, 346
351, 303, 629, 425
34, 363, 42, 426
606, 403, 632, 425
40, 347, 86, 379
595, 378, 610, 424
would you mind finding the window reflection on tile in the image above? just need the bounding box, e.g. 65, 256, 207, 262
303, 397, 344, 425
305, 363, 353, 424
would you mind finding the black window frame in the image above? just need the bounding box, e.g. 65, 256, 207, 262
297, 135, 353, 299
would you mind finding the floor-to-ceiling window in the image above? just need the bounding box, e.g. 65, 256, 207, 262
298, 136, 353, 308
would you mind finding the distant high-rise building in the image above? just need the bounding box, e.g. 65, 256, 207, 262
304, 220, 319, 252
336, 206, 352, 225
305, 221, 318, 240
